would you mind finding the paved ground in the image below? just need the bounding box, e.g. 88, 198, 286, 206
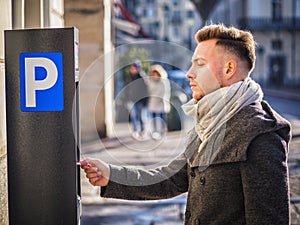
79, 115, 300, 225
80, 118, 191, 225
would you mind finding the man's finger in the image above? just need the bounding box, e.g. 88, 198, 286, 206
89, 176, 102, 185
86, 171, 102, 179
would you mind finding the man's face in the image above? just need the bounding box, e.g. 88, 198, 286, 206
186, 39, 223, 100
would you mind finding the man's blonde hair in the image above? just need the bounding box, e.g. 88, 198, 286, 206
195, 24, 256, 73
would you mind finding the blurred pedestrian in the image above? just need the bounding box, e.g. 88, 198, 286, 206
81, 24, 291, 224
124, 61, 148, 140
146, 64, 171, 140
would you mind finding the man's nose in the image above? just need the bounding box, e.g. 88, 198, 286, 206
186, 69, 196, 79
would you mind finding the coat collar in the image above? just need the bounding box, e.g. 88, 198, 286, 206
184, 101, 291, 169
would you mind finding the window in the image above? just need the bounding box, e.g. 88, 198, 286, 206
147, 8, 155, 18
172, 11, 182, 24
187, 10, 194, 19
272, 0, 282, 22
173, 0, 179, 6
272, 39, 282, 50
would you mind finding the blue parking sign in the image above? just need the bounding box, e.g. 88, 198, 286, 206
20, 52, 64, 112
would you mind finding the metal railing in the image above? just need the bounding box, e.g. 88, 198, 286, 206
239, 17, 300, 31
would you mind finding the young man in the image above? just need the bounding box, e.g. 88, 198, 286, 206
81, 24, 291, 224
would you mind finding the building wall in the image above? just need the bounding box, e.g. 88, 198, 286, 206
50, 0, 65, 27
248, 0, 300, 86
0, 0, 11, 222
247, 0, 271, 17
64, 0, 106, 141
208, 0, 300, 87
247, 0, 299, 18
126, 0, 201, 50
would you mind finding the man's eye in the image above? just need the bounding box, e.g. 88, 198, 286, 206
196, 60, 204, 66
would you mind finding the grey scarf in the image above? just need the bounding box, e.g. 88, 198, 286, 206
182, 77, 264, 169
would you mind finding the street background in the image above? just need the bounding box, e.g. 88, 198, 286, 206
1, 1, 300, 225
80, 88, 300, 225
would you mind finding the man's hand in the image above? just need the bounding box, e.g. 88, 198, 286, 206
80, 158, 110, 186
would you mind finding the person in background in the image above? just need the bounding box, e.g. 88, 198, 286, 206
124, 61, 148, 140
80, 24, 291, 224
146, 64, 171, 140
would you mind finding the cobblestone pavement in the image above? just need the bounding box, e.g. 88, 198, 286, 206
80, 118, 300, 225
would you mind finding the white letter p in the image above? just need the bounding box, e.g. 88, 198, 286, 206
25, 57, 58, 107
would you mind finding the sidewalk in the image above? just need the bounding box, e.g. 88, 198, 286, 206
80, 121, 192, 225
80, 114, 300, 225
263, 87, 300, 101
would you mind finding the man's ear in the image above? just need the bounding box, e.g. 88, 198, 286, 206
224, 60, 237, 80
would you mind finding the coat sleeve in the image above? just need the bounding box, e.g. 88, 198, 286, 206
240, 132, 290, 225
100, 153, 188, 200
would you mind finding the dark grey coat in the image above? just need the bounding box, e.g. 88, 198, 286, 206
101, 101, 291, 225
